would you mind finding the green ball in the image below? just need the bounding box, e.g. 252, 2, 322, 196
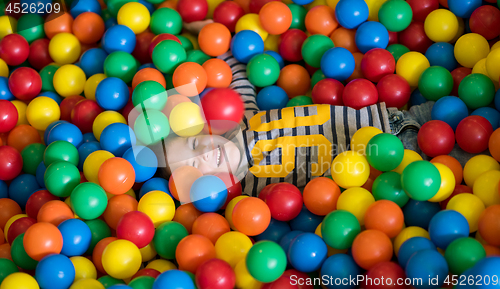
458, 73, 496, 109
11, 233, 38, 270
98, 275, 126, 288
40, 64, 60, 92
0, 258, 19, 284
401, 161, 441, 201
150, 8, 183, 35
177, 35, 194, 51
287, 95, 313, 107
153, 40, 187, 74
44, 161, 81, 197
321, 210, 361, 250
186, 49, 210, 66
128, 276, 155, 289
134, 110, 170, 145
71, 182, 108, 220
386, 44, 410, 63
378, 0, 413, 32
107, 0, 138, 17
288, 4, 307, 31
372, 171, 409, 207
444, 237, 486, 275
84, 219, 112, 255
44, 140, 79, 167
145, 0, 165, 4
153, 221, 188, 259
21, 143, 45, 175
246, 241, 287, 283
311, 70, 326, 89
366, 133, 404, 172
132, 81, 168, 111
301, 35, 335, 68
104, 51, 138, 84
418, 66, 454, 101
247, 54, 280, 87
100, 8, 114, 22
17, 14, 45, 44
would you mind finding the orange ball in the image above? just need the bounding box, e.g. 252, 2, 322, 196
7, 124, 42, 153
0, 243, 11, 261
478, 205, 500, 246
0, 198, 22, 230
483, 244, 500, 257
198, 23, 232, 57
23, 222, 63, 261
330, 27, 359, 53
346, 52, 364, 82
103, 195, 138, 230
172, 203, 203, 234
172, 62, 208, 97
489, 128, 500, 162
232, 197, 271, 236
364, 200, 405, 238
202, 58, 233, 88
162, 94, 191, 118
305, 5, 338, 36
351, 230, 393, 270
92, 237, 118, 274
234, 0, 250, 13
132, 68, 167, 90
37, 200, 74, 226
303, 177, 341, 216
259, 2, 292, 35
44, 12, 74, 39
192, 213, 231, 244
72, 12, 105, 44
0, 227, 3, 245
431, 155, 463, 185
175, 234, 216, 273
277, 64, 311, 98
169, 166, 203, 203
158, 0, 178, 10
98, 157, 136, 195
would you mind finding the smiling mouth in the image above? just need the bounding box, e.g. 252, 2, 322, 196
217, 145, 221, 167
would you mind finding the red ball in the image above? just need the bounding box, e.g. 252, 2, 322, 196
262, 275, 300, 289
7, 216, 37, 244
0, 99, 19, 133
28, 39, 53, 71
282, 269, 314, 289
279, 29, 308, 62
343, 79, 379, 110
8, 67, 42, 101
258, 183, 278, 202
360, 48, 396, 83
148, 34, 182, 58
376, 74, 411, 109
469, 6, 500, 40
213, 1, 245, 32
177, 0, 208, 23
249, 0, 278, 13
388, 31, 398, 46
364, 262, 408, 289
116, 211, 155, 249
71, 99, 104, 134
214, 172, 242, 209
0, 34, 29, 66
455, 115, 493, 154
398, 22, 433, 54
195, 259, 236, 289
133, 32, 155, 64
60, 95, 86, 122
311, 78, 344, 106
131, 268, 161, 280
451, 67, 472, 97
200, 88, 244, 135
0, 145, 23, 181
406, 0, 439, 22
265, 183, 303, 221
417, 120, 455, 157
25, 189, 60, 219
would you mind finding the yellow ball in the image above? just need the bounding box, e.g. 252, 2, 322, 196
365, 0, 387, 21
235, 14, 268, 42
428, 163, 455, 203
70, 279, 105, 289
394, 226, 430, 256
0, 58, 9, 77
169, 102, 205, 137
5, 214, 27, 241
225, 195, 248, 230
234, 259, 263, 289
463, 155, 500, 187
26, 97, 61, 131
392, 149, 423, 174
325, 0, 340, 10
49, 33, 81, 65
84, 74, 106, 101
53, 64, 87, 97
447, 193, 485, 233
70, 256, 97, 281
215, 231, 253, 268
138, 190, 175, 227
206, 0, 225, 18
472, 58, 489, 76
83, 150, 115, 184
350, 126, 383, 155
11, 100, 28, 126
454, 33, 490, 68
140, 243, 158, 262
102, 239, 142, 279
396, 52, 430, 87
492, 41, 500, 51
264, 34, 280, 52
473, 170, 500, 207
146, 259, 177, 272
424, 9, 459, 43
331, 151, 370, 189
0, 272, 39, 289
117, 2, 151, 34
486, 48, 500, 83
0, 16, 17, 39
450, 17, 465, 44
92, 111, 127, 141
337, 187, 375, 226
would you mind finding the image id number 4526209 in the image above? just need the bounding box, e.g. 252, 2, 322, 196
5, 2, 61, 14
444, 275, 499, 286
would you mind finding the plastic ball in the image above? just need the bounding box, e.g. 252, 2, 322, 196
0, 100, 18, 133
276, 64, 310, 98
25, 190, 58, 219
116, 211, 155, 249
423, 9, 458, 43
458, 73, 495, 109
71, 182, 108, 220
378, 0, 412, 32
23, 222, 63, 261
366, 133, 404, 171
490, 129, 500, 162
404, 249, 448, 288
53, 65, 86, 98
98, 157, 135, 195
360, 48, 395, 83
117, 2, 150, 34
464, 155, 500, 188
195, 258, 236, 289
176, 234, 216, 273
337, 187, 375, 226
471, 107, 500, 131
202, 58, 232, 88
344, 79, 378, 110
456, 115, 493, 154
377, 74, 411, 109
431, 96, 469, 130
448, 0, 481, 18
401, 161, 441, 201
189, 175, 227, 212
428, 210, 469, 249
304, 5, 337, 36
320, 47, 355, 82
0, 34, 29, 66
192, 213, 230, 244
478, 205, 500, 246
486, 47, 500, 85
320, 254, 361, 289
172, 62, 208, 96
151, 40, 186, 74
138, 191, 175, 228
57, 219, 92, 257
104, 51, 139, 83
417, 120, 455, 157
102, 24, 136, 54
44, 161, 81, 198
334, 0, 369, 29
418, 66, 453, 101
425, 42, 458, 72
72, 12, 106, 45
256, 85, 288, 110
355, 21, 389, 54
398, 237, 436, 269
25, 97, 60, 131
37, 199, 74, 226
350, 126, 383, 155
95, 77, 129, 111
331, 150, 370, 188
43, 140, 79, 167
102, 239, 142, 279
232, 197, 271, 236
153, 270, 195, 289
231, 30, 264, 63
246, 241, 286, 283
470, 6, 500, 40
396, 52, 430, 87
445, 237, 485, 275
311, 78, 343, 106
303, 177, 340, 216
235, 13, 268, 41
259, 2, 292, 35
352, 229, 393, 270
48, 32, 81, 65
364, 200, 404, 238
36, 254, 75, 289
99, 123, 135, 157
8, 67, 42, 101
288, 232, 327, 273
0, 273, 39, 289
246, 53, 280, 87
454, 33, 490, 68
150, 8, 183, 35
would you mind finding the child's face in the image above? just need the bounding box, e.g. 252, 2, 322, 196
165, 134, 242, 175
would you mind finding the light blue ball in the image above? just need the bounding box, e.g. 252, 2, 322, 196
95, 77, 130, 111
100, 123, 136, 157
0, 77, 14, 100
321, 47, 355, 81
102, 25, 136, 54
335, 0, 369, 29
36, 254, 76, 289
122, 146, 158, 183
153, 270, 195, 289
46, 122, 83, 148
355, 21, 389, 54
70, 0, 102, 18
190, 175, 228, 212
230, 30, 264, 64
58, 219, 92, 257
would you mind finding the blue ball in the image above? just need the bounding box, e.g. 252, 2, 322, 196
398, 237, 437, 269
153, 270, 195, 289
70, 0, 101, 18
36, 254, 76, 289
279, 230, 303, 254
289, 233, 328, 273
80, 48, 107, 77
425, 42, 458, 72
321, 254, 361, 289
95, 77, 130, 111
44, 121, 68, 145
139, 63, 156, 70
335, 0, 369, 29
403, 199, 441, 230
190, 175, 227, 212
468, 257, 500, 288
58, 219, 92, 257
35, 162, 46, 188
8, 174, 40, 209
102, 25, 136, 54
255, 218, 291, 243
0, 180, 8, 198
122, 146, 157, 183
471, 107, 500, 130
321, 47, 355, 81
428, 210, 469, 250
495, 89, 500, 112
105, 18, 118, 30
0, 77, 14, 100
100, 123, 136, 157
289, 205, 323, 233
139, 177, 170, 199
46, 122, 83, 148
256, 86, 288, 110
431, 96, 469, 130
82, 132, 98, 144
292, 0, 314, 5
78, 141, 101, 171
410, 88, 428, 107
138, 0, 155, 14
230, 30, 264, 64
355, 21, 389, 53
264, 50, 285, 69
38, 92, 62, 105
108, 285, 133, 289
405, 249, 449, 289
448, 0, 482, 18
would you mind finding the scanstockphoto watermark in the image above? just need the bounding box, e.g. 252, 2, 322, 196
289, 275, 426, 287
